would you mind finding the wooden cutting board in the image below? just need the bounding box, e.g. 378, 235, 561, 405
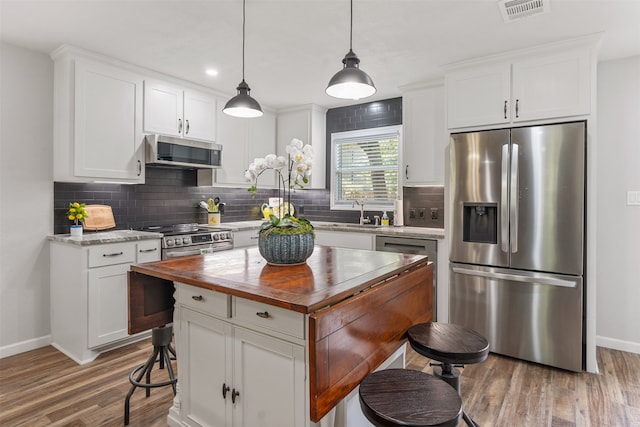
83, 205, 116, 231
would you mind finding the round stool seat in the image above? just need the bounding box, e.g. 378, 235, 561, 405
407, 322, 489, 365
359, 369, 462, 427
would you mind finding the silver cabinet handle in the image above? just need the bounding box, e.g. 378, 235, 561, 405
185, 119, 190, 134
137, 160, 142, 176
515, 99, 519, 118
504, 100, 507, 119
102, 252, 123, 257
178, 118, 183, 133
191, 295, 203, 301
138, 248, 158, 253
256, 311, 270, 319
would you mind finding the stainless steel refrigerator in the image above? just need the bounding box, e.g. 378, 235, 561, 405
449, 121, 585, 371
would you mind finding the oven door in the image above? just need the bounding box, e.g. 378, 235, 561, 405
163, 244, 214, 259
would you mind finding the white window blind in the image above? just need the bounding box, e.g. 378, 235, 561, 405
331, 126, 401, 209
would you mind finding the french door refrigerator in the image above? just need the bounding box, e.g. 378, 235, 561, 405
449, 121, 586, 371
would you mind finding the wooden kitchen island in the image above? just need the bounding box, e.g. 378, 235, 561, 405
129, 245, 433, 427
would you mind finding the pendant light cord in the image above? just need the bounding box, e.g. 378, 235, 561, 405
349, 0, 353, 51
242, 0, 246, 81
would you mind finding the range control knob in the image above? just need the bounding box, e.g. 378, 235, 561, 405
166, 239, 174, 246
213, 234, 220, 241
183, 238, 190, 244
174, 238, 182, 245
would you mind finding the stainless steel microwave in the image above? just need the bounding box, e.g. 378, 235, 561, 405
145, 134, 222, 169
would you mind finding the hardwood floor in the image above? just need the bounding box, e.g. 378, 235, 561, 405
1, 340, 639, 426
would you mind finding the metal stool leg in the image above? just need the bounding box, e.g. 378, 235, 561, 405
431, 362, 479, 427
124, 326, 177, 425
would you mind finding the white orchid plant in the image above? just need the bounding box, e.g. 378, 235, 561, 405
245, 138, 314, 235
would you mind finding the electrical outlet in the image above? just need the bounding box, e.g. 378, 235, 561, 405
409, 209, 416, 219
298, 205, 305, 214
430, 208, 439, 220
418, 208, 426, 219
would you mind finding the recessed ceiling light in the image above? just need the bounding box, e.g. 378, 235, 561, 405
206, 68, 219, 77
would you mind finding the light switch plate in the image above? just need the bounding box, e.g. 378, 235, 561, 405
627, 191, 640, 206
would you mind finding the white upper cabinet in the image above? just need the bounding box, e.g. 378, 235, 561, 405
277, 105, 327, 189
143, 79, 217, 143
199, 108, 277, 187
446, 64, 511, 128
52, 47, 145, 183
402, 84, 446, 185
446, 36, 598, 129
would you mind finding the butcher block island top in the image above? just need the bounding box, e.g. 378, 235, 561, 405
129, 245, 433, 426
130, 245, 429, 314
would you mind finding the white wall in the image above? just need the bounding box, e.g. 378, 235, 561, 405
0, 43, 54, 357
596, 55, 640, 354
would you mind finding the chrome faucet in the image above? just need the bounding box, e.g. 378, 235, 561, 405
352, 200, 370, 225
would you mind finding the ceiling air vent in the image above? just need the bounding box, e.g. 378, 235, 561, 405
498, 0, 550, 22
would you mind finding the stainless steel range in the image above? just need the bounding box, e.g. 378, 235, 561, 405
141, 223, 233, 259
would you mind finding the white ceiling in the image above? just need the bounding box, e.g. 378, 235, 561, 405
1, 0, 639, 111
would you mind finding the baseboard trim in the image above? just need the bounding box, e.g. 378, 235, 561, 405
0, 334, 52, 359
596, 335, 640, 354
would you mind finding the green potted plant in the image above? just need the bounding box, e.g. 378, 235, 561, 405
246, 138, 315, 265
66, 202, 88, 238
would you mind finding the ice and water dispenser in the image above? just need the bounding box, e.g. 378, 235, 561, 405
462, 203, 498, 244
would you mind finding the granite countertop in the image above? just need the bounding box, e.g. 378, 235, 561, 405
218, 220, 445, 240
47, 230, 163, 246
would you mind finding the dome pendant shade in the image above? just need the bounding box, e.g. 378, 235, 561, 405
326, 49, 376, 100
223, 80, 263, 118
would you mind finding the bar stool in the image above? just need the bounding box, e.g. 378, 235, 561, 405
359, 368, 462, 427
407, 322, 489, 427
124, 325, 177, 425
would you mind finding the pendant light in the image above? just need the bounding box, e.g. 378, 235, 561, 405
223, 0, 263, 118
326, 0, 376, 100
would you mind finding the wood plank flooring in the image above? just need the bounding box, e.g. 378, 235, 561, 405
1, 340, 639, 426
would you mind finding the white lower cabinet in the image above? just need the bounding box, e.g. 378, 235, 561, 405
233, 229, 259, 248
314, 230, 375, 250
50, 238, 161, 364
173, 285, 305, 427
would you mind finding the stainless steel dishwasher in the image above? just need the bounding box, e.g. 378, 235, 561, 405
375, 235, 437, 320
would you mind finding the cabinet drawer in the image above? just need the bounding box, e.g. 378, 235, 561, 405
136, 240, 161, 263
178, 284, 230, 318
234, 297, 304, 339
88, 243, 135, 268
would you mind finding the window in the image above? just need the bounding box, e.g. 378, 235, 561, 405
331, 125, 401, 210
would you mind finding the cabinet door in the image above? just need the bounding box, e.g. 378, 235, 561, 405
143, 80, 183, 137
74, 60, 144, 182
87, 263, 130, 347
216, 109, 277, 186
512, 49, 590, 122
184, 90, 217, 142
136, 240, 161, 263
402, 86, 446, 184
180, 308, 231, 427
233, 229, 259, 248
314, 230, 374, 250
232, 327, 305, 427
446, 63, 511, 129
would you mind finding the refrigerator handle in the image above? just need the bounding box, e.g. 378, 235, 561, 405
451, 267, 577, 288
510, 144, 519, 253
501, 144, 510, 252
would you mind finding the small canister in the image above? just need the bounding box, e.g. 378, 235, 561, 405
208, 212, 221, 225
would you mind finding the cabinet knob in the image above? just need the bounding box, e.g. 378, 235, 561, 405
222, 383, 230, 399
256, 311, 270, 319
192, 295, 204, 301
232, 388, 240, 404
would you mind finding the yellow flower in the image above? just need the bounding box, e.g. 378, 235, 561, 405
76, 214, 83, 220
68, 215, 75, 221
69, 208, 76, 213
73, 202, 80, 208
